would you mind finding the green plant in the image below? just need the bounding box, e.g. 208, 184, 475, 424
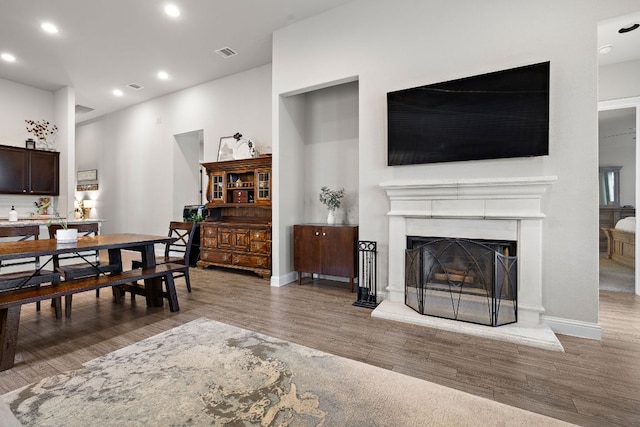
46, 212, 68, 230
319, 186, 345, 211
188, 212, 205, 222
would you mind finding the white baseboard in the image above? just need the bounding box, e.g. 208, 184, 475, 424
541, 315, 602, 340
270, 271, 297, 287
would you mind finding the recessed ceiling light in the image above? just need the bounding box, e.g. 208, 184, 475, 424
598, 45, 613, 54
618, 23, 640, 34
112, 89, 123, 97
164, 4, 181, 17
41, 22, 59, 34
157, 71, 169, 80
1, 53, 16, 62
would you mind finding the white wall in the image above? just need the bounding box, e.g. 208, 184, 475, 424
75, 64, 272, 235
272, 0, 640, 329
599, 59, 640, 101
303, 81, 359, 225
0, 78, 67, 217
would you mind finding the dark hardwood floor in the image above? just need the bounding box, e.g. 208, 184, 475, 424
1, 253, 639, 426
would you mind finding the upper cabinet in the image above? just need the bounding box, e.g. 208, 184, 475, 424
0, 145, 59, 195
202, 156, 272, 208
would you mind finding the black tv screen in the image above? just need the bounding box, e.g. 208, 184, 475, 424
387, 62, 550, 166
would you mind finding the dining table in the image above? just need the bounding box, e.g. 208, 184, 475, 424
0, 233, 177, 371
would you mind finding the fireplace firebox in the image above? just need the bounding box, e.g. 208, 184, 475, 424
405, 237, 517, 327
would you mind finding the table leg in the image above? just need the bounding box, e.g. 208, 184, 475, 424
108, 248, 124, 303
0, 306, 22, 371
141, 244, 163, 308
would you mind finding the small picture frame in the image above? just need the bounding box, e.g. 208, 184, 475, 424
77, 169, 98, 182
25, 139, 35, 149
217, 135, 253, 161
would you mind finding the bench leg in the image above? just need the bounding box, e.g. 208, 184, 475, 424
144, 277, 164, 308
0, 306, 22, 371
164, 274, 180, 312
64, 295, 72, 318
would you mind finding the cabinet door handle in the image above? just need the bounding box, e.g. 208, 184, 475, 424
322, 232, 326, 236
315, 232, 319, 236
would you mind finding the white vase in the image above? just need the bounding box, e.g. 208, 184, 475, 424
56, 228, 78, 243
327, 210, 336, 225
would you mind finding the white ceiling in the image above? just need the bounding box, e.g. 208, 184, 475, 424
0, 0, 353, 123
0, 2, 638, 125
597, 10, 640, 67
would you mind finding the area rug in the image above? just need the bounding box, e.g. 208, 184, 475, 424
3, 318, 571, 426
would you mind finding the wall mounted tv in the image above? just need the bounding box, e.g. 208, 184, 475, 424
387, 61, 550, 166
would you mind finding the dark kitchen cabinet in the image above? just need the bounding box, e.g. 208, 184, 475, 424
0, 145, 59, 195
293, 224, 358, 292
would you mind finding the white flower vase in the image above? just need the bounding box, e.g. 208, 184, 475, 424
327, 210, 336, 225
56, 228, 78, 243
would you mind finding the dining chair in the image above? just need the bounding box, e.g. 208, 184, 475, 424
48, 222, 120, 316
130, 221, 196, 296
0, 224, 62, 317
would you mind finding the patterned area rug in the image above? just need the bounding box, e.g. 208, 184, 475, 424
3, 318, 571, 426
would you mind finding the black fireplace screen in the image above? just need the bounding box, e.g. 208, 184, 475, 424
405, 237, 517, 327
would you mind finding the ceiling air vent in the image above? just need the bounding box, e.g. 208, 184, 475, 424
75, 104, 94, 115
127, 83, 144, 90
215, 47, 237, 58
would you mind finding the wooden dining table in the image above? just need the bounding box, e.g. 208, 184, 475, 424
0, 233, 177, 371
0, 233, 173, 299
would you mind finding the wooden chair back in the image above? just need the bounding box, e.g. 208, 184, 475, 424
165, 221, 196, 263
48, 222, 99, 238
48, 222, 100, 267
0, 225, 41, 269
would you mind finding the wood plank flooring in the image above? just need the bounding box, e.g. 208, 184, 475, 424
1, 253, 639, 426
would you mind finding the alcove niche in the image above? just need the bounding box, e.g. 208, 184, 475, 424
278, 78, 359, 276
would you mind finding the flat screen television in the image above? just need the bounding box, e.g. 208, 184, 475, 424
387, 61, 550, 166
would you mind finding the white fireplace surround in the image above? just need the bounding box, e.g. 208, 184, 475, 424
375, 176, 563, 351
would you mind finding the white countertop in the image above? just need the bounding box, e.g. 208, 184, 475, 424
0, 218, 104, 227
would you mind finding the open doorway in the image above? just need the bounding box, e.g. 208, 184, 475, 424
598, 107, 637, 293
173, 130, 204, 221
597, 10, 640, 296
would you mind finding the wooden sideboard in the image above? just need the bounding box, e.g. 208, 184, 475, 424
197, 157, 271, 278
293, 224, 358, 292
599, 206, 635, 252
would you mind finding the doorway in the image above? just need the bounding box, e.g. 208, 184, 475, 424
173, 130, 204, 221
598, 106, 638, 294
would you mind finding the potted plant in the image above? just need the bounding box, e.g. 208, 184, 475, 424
47, 213, 77, 243
319, 186, 345, 225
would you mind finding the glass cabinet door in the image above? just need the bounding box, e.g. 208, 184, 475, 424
210, 173, 225, 203
256, 170, 271, 203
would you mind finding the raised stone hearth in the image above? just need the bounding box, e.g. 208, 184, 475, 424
375, 176, 563, 351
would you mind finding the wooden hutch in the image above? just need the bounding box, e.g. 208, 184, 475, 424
197, 156, 272, 279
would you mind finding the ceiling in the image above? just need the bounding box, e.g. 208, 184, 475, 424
597, 10, 640, 67
0, 0, 353, 123
0, 2, 638, 125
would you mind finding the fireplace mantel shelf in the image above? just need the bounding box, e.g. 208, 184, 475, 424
381, 176, 557, 220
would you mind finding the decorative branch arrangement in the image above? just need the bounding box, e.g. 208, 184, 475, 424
319, 186, 345, 211
25, 119, 58, 149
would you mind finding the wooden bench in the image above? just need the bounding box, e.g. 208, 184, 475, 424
0, 263, 184, 371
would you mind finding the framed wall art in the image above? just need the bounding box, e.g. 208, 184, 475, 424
217, 135, 253, 161
77, 169, 98, 182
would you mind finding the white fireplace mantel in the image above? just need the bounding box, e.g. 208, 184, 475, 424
381, 176, 558, 219
376, 176, 562, 350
